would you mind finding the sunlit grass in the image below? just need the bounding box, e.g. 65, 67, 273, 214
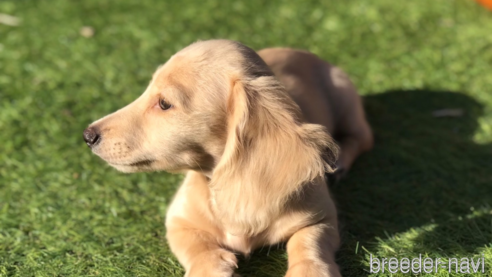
1, 0, 492, 276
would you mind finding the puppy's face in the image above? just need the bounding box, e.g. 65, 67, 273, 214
84, 43, 236, 173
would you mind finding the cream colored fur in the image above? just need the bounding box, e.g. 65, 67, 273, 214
85, 39, 373, 277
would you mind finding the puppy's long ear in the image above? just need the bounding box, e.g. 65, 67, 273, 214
226, 76, 338, 177
211, 72, 339, 234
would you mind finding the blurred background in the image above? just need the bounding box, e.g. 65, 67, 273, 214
1, 0, 492, 276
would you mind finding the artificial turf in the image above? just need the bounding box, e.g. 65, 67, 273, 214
1, 0, 492, 276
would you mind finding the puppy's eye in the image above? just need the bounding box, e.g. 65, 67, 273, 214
159, 98, 172, 110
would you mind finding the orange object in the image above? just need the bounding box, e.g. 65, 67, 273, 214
476, 0, 492, 10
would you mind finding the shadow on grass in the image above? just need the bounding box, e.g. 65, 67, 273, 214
238, 89, 492, 276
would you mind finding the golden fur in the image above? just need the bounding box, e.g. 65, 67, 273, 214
84, 39, 373, 277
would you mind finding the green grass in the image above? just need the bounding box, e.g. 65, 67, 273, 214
1, 0, 492, 276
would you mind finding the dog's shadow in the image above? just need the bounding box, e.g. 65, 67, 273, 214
237, 89, 492, 276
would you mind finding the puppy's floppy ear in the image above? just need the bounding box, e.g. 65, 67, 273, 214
211, 73, 339, 234
217, 75, 339, 185
224, 75, 338, 173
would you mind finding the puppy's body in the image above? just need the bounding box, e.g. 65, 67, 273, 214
166, 171, 339, 277
84, 40, 372, 277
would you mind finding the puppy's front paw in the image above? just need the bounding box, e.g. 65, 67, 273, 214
185, 248, 239, 277
285, 260, 340, 277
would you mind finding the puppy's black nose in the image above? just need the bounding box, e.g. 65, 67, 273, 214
83, 127, 101, 148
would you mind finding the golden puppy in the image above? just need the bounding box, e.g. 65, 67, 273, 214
83, 39, 372, 277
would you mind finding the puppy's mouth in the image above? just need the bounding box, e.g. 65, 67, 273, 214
129, 159, 154, 167
110, 159, 155, 167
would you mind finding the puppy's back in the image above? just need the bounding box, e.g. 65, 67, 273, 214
258, 48, 362, 137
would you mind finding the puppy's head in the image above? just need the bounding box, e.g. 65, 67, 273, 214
84, 40, 338, 180
84, 40, 236, 173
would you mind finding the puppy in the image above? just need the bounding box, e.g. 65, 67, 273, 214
83, 39, 372, 277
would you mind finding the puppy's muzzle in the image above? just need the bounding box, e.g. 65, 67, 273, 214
83, 127, 101, 148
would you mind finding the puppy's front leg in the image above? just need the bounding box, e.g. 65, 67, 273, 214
167, 224, 239, 277
285, 221, 341, 277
